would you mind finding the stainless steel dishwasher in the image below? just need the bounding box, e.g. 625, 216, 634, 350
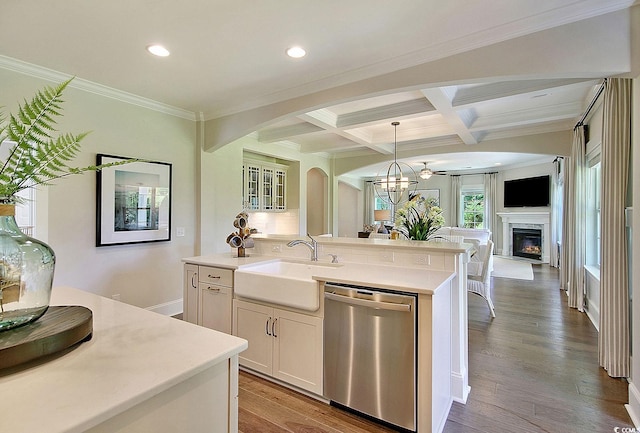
323, 282, 417, 432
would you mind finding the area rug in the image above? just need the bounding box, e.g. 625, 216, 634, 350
491, 256, 534, 280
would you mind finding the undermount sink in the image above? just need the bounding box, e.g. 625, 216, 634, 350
234, 259, 340, 311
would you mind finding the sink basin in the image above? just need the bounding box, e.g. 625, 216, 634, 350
234, 260, 339, 311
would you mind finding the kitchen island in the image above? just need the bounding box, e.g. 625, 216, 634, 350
184, 235, 473, 433
0, 286, 247, 433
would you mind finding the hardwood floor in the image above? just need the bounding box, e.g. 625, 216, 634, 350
238, 264, 634, 432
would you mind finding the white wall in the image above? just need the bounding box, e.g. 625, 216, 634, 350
337, 181, 361, 238
416, 175, 452, 225
0, 69, 197, 313
307, 168, 329, 235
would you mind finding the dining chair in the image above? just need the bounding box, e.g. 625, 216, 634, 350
467, 239, 496, 317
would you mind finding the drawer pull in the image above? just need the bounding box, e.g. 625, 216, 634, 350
208, 274, 221, 279
206, 286, 220, 292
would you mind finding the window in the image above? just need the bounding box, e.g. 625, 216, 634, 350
15, 186, 36, 236
374, 197, 390, 212
462, 191, 485, 229
586, 156, 601, 268
374, 196, 391, 224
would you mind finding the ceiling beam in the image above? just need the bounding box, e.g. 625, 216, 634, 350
298, 109, 392, 154
257, 122, 325, 142
451, 78, 599, 107
470, 101, 582, 131
336, 99, 435, 128
421, 88, 478, 145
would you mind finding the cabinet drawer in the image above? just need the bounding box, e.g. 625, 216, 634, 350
199, 282, 231, 295
199, 266, 233, 287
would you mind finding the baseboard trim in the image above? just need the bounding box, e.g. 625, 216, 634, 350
146, 299, 183, 317
585, 298, 600, 332
626, 380, 640, 427
451, 371, 471, 404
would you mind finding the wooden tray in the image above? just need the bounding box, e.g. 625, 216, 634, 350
0, 306, 93, 370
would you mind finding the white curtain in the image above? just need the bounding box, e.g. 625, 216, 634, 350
450, 175, 462, 227
599, 78, 631, 378
364, 181, 375, 226
560, 126, 587, 311
484, 173, 498, 240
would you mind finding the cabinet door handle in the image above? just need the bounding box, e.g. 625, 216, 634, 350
205, 286, 220, 292
208, 274, 221, 279
266, 317, 272, 336
272, 318, 278, 338
191, 273, 197, 289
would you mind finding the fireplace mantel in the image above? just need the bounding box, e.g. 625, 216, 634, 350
497, 212, 550, 263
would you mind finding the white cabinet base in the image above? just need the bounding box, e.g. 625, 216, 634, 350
87, 358, 236, 433
233, 299, 323, 395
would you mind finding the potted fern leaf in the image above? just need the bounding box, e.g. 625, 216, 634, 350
0, 78, 133, 331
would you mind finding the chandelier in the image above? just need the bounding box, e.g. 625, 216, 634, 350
373, 121, 417, 205
419, 162, 433, 179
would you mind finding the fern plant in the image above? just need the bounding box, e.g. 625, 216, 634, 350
0, 78, 132, 200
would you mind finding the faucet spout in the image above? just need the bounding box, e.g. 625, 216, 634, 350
286, 234, 318, 261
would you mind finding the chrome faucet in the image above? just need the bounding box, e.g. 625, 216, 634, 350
287, 233, 318, 261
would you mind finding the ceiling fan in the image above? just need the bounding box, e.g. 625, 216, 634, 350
418, 162, 447, 179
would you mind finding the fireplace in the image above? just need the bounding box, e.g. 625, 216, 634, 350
497, 212, 550, 263
512, 228, 542, 260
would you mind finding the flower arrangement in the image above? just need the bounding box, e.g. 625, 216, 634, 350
362, 223, 377, 233
394, 196, 444, 241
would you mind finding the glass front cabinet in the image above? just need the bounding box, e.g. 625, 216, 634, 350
243, 159, 287, 212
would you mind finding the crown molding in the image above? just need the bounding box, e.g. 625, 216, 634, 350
0, 55, 196, 121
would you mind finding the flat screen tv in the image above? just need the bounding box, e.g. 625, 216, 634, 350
504, 175, 550, 207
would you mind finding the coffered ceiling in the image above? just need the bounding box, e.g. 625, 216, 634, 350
0, 0, 636, 177
255, 78, 600, 175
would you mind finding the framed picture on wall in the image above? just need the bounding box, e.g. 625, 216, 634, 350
409, 188, 440, 206
96, 154, 172, 246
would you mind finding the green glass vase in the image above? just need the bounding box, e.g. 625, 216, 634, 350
0, 199, 55, 331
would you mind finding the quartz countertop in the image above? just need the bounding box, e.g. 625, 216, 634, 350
185, 253, 455, 295
252, 233, 474, 253
0, 286, 247, 433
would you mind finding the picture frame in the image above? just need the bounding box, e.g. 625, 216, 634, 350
96, 154, 172, 246
409, 188, 440, 206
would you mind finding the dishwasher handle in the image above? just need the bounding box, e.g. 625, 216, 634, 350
325, 291, 412, 312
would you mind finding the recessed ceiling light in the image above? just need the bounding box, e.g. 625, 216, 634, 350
147, 44, 170, 57
286, 46, 306, 58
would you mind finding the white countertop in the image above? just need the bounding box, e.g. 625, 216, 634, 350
252, 233, 473, 253
0, 286, 247, 433
311, 262, 455, 295
182, 253, 272, 269
185, 253, 455, 295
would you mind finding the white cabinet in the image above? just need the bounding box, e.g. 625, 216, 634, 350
233, 299, 323, 394
242, 159, 286, 212
183, 264, 233, 334
183, 264, 199, 324
199, 266, 233, 334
